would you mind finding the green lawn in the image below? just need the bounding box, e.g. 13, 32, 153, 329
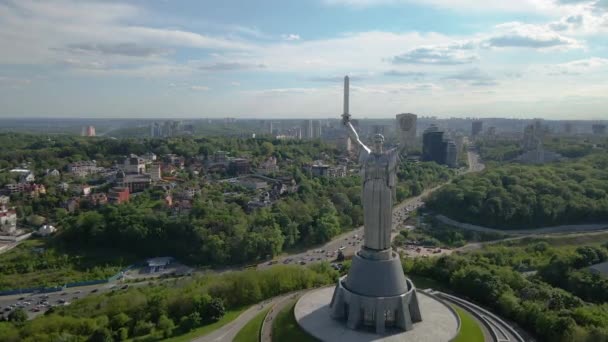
162, 306, 248, 342
271, 300, 317, 342
451, 305, 485, 342
233, 307, 271, 342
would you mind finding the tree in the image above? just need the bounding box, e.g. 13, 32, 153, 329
115, 328, 129, 341
260, 142, 275, 156
110, 312, 131, 330
179, 312, 201, 332
207, 298, 225, 323
89, 328, 113, 342
8, 308, 27, 324
157, 315, 175, 338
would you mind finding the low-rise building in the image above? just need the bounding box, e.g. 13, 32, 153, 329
46, 169, 61, 177
230, 158, 250, 175
58, 182, 70, 192
72, 184, 92, 196
5, 183, 46, 197
64, 197, 80, 213
238, 177, 269, 190
178, 187, 201, 200
149, 163, 162, 182
108, 187, 130, 204
67, 161, 99, 177
20, 172, 36, 183
165, 154, 185, 168
258, 156, 278, 175
89, 193, 108, 206
0, 203, 17, 234
124, 155, 146, 174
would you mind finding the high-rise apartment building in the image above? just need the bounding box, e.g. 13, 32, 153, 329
471, 121, 483, 137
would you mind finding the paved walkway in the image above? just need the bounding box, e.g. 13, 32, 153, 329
260, 292, 303, 342
192, 297, 278, 342
427, 290, 526, 342
192, 292, 303, 342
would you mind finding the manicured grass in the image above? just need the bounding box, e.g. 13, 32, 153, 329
233, 306, 271, 342
163, 306, 248, 342
271, 300, 317, 342
451, 305, 485, 342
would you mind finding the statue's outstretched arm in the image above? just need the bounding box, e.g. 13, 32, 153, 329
344, 121, 371, 154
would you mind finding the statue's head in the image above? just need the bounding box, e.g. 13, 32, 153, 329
372, 134, 384, 153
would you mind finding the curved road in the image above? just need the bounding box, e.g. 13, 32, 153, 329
192, 293, 292, 342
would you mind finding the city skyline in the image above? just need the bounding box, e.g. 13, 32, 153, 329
0, 0, 607, 119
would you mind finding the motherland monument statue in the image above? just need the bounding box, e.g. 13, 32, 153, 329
329, 76, 422, 333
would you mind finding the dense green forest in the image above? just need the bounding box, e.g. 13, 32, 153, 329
427, 153, 608, 229
405, 239, 608, 342
476, 136, 606, 163
0, 264, 338, 342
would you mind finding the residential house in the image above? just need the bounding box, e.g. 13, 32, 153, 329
20, 172, 36, 183
46, 169, 61, 177
58, 182, 70, 192
72, 184, 92, 196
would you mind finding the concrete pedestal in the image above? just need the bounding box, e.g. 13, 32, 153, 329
329, 249, 422, 333
296, 287, 459, 342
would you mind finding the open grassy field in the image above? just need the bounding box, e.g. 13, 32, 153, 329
271, 300, 317, 342
451, 305, 485, 342
234, 306, 271, 342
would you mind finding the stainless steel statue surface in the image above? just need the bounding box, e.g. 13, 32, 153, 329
343, 116, 400, 251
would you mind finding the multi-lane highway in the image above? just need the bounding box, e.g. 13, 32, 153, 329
0, 282, 131, 320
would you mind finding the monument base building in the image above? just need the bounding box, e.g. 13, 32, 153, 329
329, 248, 421, 333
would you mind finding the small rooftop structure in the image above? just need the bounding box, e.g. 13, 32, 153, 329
146, 257, 174, 273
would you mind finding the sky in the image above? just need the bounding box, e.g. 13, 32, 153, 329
0, 0, 607, 119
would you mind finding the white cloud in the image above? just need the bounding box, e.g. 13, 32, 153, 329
281, 34, 301, 41
392, 45, 479, 65
190, 85, 210, 91
482, 22, 582, 49
547, 57, 608, 74
443, 68, 498, 86
322, 0, 563, 13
